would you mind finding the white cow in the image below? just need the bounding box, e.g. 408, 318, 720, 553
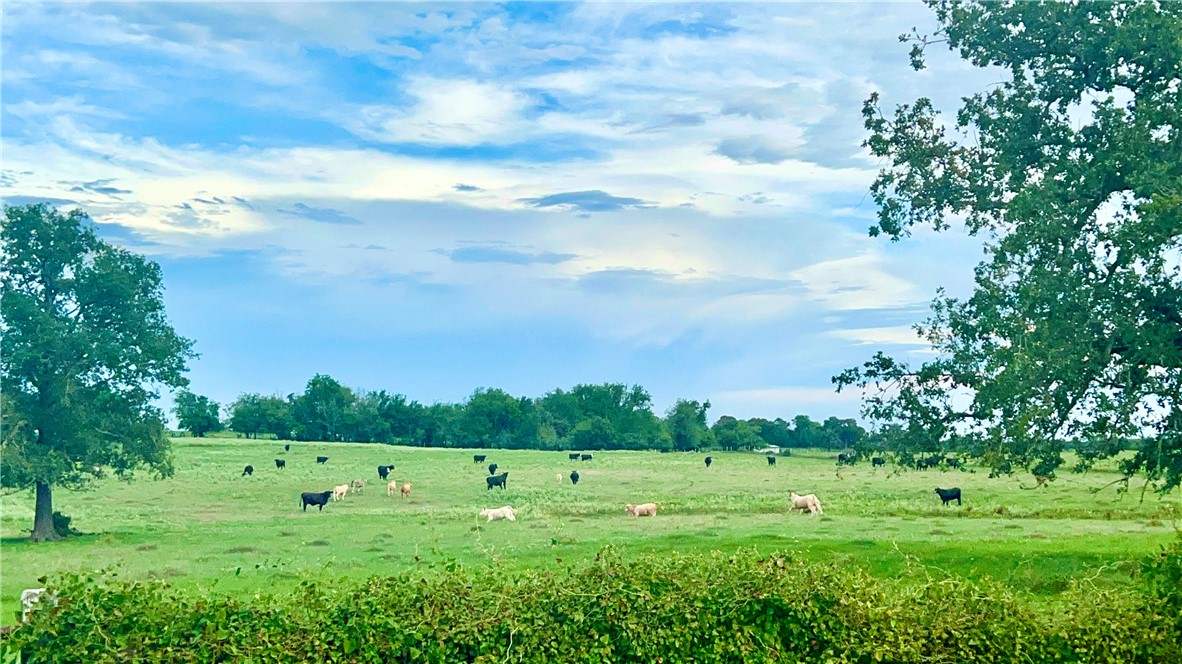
387, 479, 399, 496
479, 505, 517, 522
332, 484, 349, 501
789, 492, 823, 515
625, 502, 658, 517
21, 588, 57, 621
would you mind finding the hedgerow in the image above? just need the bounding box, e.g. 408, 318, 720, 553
4, 546, 1179, 663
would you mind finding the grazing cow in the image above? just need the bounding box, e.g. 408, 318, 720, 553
387, 479, 399, 496
488, 463, 498, 475
479, 506, 517, 522
400, 482, 412, 498
275, 459, 286, 470
704, 456, 713, 468
625, 502, 658, 517
350, 479, 366, 494
556, 473, 563, 484
872, 457, 886, 468
837, 453, 856, 466
767, 456, 777, 466
378, 465, 391, 480
474, 454, 487, 464
935, 487, 962, 506
569, 453, 581, 460
581, 454, 593, 461
570, 470, 580, 485
789, 492, 823, 515
316, 456, 329, 464
301, 490, 333, 512
486, 472, 509, 490
20, 588, 57, 622
284, 444, 291, 451
332, 484, 349, 501
242, 465, 254, 477
946, 457, 962, 469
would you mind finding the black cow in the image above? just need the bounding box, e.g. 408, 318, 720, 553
946, 457, 961, 469
242, 465, 254, 477
569, 470, 580, 485
284, 444, 291, 451
316, 456, 329, 464
935, 487, 962, 506
488, 463, 498, 475
872, 457, 886, 468
837, 453, 856, 466
474, 454, 487, 463
767, 456, 776, 466
378, 465, 391, 480
486, 472, 509, 490
569, 453, 580, 460
704, 456, 713, 468
275, 459, 286, 470
301, 490, 333, 512
919, 455, 943, 470
581, 454, 593, 462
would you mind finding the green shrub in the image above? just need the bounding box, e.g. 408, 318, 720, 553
3, 549, 1178, 663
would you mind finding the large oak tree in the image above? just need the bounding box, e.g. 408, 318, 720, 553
1, 204, 194, 540
835, 0, 1181, 489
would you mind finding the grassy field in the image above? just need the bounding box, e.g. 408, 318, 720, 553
1, 439, 1178, 624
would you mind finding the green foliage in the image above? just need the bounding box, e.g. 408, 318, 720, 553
0, 203, 193, 540
4, 549, 1178, 663
226, 393, 292, 440
665, 399, 713, 451
835, 0, 1182, 490
171, 390, 222, 438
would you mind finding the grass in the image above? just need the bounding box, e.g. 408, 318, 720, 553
0, 439, 1177, 624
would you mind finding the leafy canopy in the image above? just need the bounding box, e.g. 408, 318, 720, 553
1, 204, 194, 489
835, 1, 1182, 489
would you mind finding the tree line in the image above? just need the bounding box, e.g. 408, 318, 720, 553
172, 375, 868, 452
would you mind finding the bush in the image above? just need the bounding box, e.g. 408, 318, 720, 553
3, 549, 1178, 663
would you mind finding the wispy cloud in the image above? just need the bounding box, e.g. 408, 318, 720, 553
520, 190, 652, 213
279, 202, 362, 226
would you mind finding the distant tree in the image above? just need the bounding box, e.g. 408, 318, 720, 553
0, 204, 194, 541
711, 416, 763, 451
290, 374, 355, 441
834, 0, 1182, 489
458, 388, 539, 448
570, 416, 616, 450
665, 399, 713, 452
171, 390, 223, 437
822, 417, 866, 449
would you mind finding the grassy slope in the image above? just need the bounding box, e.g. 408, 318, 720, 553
1, 439, 1177, 624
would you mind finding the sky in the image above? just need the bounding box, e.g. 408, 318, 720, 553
1, 1, 1004, 423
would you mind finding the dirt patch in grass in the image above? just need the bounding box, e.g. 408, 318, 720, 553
279, 531, 295, 537
929, 529, 951, 536
306, 540, 330, 547
1145, 519, 1164, 527
1004, 524, 1023, 529
1025, 533, 1048, 540
136, 544, 158, 551
224, 546, 262, 554
365, 546, 383, 552
146, 567, 184, 579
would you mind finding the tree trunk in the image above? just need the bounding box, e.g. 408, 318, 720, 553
31, 481, 60, 542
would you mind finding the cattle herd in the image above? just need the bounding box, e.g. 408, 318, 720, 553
245, 448, 967, 522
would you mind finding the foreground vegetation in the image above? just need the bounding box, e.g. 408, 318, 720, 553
2, 440, 1177, 628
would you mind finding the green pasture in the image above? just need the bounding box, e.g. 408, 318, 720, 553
1, 439, 1177, 624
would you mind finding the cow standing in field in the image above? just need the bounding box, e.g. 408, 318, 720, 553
488, 463, 498, 475
479, 506, 517, 522
767, 456, 776, 466
242, 465, 254, 476
487, 472, 509, 490
581, 454, 593, 461
935, 487, 962, 506
556, 473, 563, 484
275, 459, 286, 469
350, 479, 366, 494
789, 492, 823, 515
570, 470, 580, 485
400, 482, 412, 498
625, 503, 658, 517
284, 444, 291, 451
872, 457, 886, 468
332, 484, 349, 501
704, 456, 713, 468
378, 465, 391, 480
569, 453, 580, 460
474, 454, 487, 463
301, 491, 333, 512
387, 480, 399, 496
316, 456, 329, 464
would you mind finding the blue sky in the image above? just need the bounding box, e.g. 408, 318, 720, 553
1, 1, 1001, 423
